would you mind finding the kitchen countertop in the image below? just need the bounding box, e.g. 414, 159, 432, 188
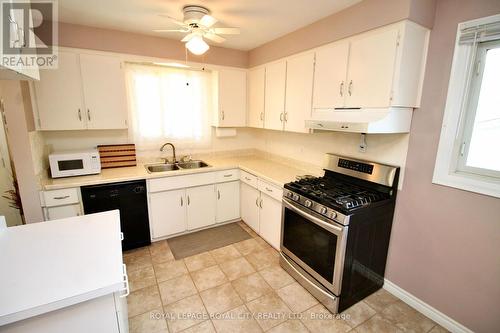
41, 154, 322, 190
0, 211, 124, 325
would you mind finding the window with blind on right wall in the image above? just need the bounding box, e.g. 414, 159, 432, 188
433, 14, 500, 198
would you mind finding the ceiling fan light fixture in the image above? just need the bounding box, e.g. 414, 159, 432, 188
185, 35, 209, 55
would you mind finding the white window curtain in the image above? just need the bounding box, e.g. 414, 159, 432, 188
125, 63, 212, 151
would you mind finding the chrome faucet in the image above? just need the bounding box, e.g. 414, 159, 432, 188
160, 142, 176, 163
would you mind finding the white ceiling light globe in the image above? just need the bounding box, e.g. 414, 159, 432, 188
186, 35, 210, 55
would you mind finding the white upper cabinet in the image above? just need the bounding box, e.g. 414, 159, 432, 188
213, 69, 247, 127
264, 60, 287, 131
312, 41, 349, 109
284, 52, 315, 133
346, 28, 399, 108
79, 54, 128, 129
32, 51, 128, 131
247, 67, 266, 128
33, 52, 86, 130
310, 21, 429, 111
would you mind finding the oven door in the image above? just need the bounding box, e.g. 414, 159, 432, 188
281, 198, 348, 295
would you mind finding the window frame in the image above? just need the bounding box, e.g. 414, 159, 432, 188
433, 14, 500, 198
455, 39, 500, 179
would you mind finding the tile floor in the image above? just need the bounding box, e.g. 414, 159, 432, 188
125, 222, 449, 333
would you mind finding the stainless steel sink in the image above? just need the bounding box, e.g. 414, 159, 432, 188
177, 160, 210, 169
145, 163, 180, 173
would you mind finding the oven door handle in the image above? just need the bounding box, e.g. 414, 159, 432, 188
283, 198, 344, 235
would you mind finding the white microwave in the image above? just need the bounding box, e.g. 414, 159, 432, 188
49, 149, 101, 178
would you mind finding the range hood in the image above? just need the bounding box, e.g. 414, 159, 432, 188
305, 107, 413, 134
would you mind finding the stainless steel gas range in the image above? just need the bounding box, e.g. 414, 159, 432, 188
280, 153, 399, 313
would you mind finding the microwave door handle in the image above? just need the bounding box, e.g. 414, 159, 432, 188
283, 198, 344, 235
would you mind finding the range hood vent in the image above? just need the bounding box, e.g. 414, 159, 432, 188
305, 107, 413, 134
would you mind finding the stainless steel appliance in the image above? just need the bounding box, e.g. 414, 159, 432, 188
280, 153, 399, 313
48, 149, 101, 178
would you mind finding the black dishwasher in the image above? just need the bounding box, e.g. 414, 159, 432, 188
81, 180, 151, 251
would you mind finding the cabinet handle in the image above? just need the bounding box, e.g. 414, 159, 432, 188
259, 198, 263, 208
221, 110, 225, 120
187, 195, 190, 205
245, 177, 251, 181
217, 190, 220, 200
348, 80, 353, 96
53, 195, 70, 200
265, 187, 273, 193
78, 109, 82, 121
87, 109, 91, 121
180, 197, 183, 206
260, 112, 264, 121
223, 174, 232, 178
280, 113, 283, 122
255, 197, 259, 207
340, 81, 344, 97
284, 113, 288, 122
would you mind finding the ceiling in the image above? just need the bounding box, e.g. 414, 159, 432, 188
58, 0, 362, 51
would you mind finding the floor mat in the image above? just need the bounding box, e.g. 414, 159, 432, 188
167, 222, 252, 260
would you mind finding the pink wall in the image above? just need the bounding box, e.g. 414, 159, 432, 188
248, 0, 436, 67
49, 22, 248, 68
385, 0, 500, 332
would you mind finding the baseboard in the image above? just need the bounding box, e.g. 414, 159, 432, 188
383, 279, 473, 333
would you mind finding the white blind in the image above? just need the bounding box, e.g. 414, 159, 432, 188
459, 21, 500, 44
125, 63, 212, 151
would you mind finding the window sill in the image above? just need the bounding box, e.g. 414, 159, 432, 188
432, 170, 500, 198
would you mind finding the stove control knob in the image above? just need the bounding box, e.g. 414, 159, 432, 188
304, 200, 312, 207
330, 211, 338, 219
292, 194, 300, 201
286, 192, 293, 198
319, 207, 327, 215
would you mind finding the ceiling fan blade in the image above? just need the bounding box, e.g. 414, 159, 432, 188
200, 14, 217, 28
213, 27, 240, 35
204, 32, 226, 43
181, 33, 196, 42
153, 29, 189, 33
158, 14, 186, 27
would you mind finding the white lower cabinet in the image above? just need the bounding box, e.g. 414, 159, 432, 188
45, 204, 82, 220
216, 181, 240, 223
258, 193, 283, 250
148, 171, 240, 240
240, 182, 260, 233
240, 174, 283, 250
149, 189, 186, 238
187, 185, 216, 231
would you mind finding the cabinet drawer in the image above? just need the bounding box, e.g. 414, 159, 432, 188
43, 188, 80, 207
240, 170, 258, 188
216, 169, 239, 183
257, 180, 283, 202
148, 172, 216, 193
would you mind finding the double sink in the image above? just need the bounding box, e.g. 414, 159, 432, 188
145, 160, 210, 173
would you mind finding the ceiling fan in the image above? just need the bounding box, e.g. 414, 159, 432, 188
154, 5, 240, 55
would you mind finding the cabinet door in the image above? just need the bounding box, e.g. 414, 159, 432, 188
346, 28, 399, 108
45, 204, 82, 221
216, 181, 240, 223
33, 51, 86, 130
312, 42, 349, 109
264, 61, 286, 131
217, 69, 247, 127
149, 189, 186, 239
79, 54, 128, 129
240, 182, 260, 233
285, 52, 314, 133
186, 185, 216, 230
248, 67, 265, 128
258, 193, 282, 250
